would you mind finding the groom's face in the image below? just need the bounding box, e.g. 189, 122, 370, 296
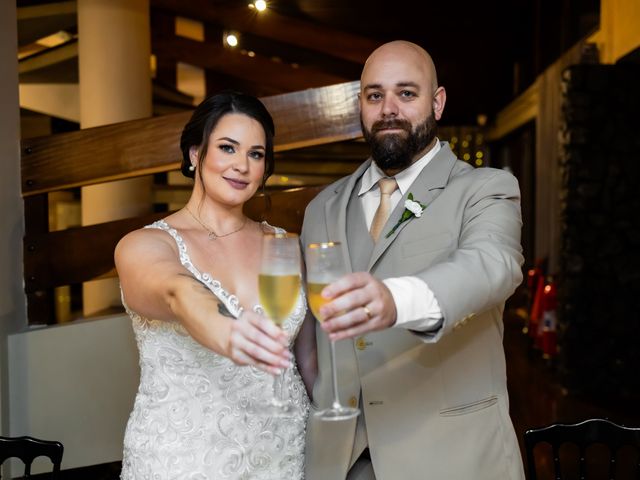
359, 45, 439, 173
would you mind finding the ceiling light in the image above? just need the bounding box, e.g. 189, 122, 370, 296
249, 1, 267, 11
224, 32, 239, 48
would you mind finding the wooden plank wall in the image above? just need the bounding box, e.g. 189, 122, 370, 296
21, 81, 361, 195
21, 82, 362, 324
23, 187, 325, 292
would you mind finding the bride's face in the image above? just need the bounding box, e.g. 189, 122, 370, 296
198, 113, 266, 208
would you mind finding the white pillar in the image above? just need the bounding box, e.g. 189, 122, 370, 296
78, 0, 153, 315
0, 0, 25, 433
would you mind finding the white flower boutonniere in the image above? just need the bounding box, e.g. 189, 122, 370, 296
385, 193, 426, 238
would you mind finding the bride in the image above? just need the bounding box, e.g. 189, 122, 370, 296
115, 91, 315, 479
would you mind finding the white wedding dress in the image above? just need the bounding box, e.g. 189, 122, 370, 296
120, 220, 309, 480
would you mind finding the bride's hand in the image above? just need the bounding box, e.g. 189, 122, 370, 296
228, 310, 292, 375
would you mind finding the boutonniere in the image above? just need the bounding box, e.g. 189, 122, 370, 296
385, 193, 426, 238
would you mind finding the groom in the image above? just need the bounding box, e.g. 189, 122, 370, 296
300, 40, 526, 480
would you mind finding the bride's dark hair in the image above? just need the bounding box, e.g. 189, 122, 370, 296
179, 90, 275, 187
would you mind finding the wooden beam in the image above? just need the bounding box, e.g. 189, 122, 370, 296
275, 140, 369, 163
23, 194, 49, 236
18, 40, 77, 74
274, 160, 360, 177
263, 81, 361, 151
151, 0, 378, 65
23, 187, 325, 290
204, 67, 283, 98
24, 211, 167, 292
21, 111, 187, 195
17, 1, 76, 20
17, 1, 77, 48
201, 22, 361, 82
150, 8, 177, 89
243, 186, 325, 234
21, 81, 361, 195
154, 36, 349, 92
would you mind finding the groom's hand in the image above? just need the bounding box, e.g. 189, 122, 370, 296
318, 272, 397, 341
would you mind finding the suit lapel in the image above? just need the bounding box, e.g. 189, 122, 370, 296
367, 143, 458, 271
324, 160, 371, 273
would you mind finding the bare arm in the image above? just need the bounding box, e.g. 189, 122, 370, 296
115, 228, 290, 374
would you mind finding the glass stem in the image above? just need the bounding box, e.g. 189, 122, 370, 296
272, 371, 281, 404
329, 340, 342, 409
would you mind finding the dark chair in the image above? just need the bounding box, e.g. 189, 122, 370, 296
0, 436, 63, 479
524, 418, 640, 479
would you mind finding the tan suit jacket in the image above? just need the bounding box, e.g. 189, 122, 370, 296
301, 143, 526, 480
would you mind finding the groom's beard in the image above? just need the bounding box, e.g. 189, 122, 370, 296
361, 112, 437, 172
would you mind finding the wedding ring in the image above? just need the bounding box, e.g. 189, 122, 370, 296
362, 306, 373, 320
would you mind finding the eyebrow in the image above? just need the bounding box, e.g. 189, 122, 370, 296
216, 136, 240, 145
215, 136, 265, 150
363, 81, 421, 90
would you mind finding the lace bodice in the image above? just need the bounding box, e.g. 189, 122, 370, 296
120, 220, 309, 480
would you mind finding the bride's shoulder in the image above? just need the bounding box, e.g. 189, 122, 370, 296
116, 220, 176, 257
259, 221, 286, 235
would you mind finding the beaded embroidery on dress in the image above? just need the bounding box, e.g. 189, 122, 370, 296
120, 219, 309, 480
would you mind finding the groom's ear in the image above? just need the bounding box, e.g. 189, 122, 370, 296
432, 86, 446, 121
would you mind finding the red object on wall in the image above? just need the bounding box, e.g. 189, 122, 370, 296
540, 279, 558, 359
524, 266, 543, 335
527, 266, 542, 291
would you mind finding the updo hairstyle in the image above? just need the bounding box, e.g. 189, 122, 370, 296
179, 91, 275, 186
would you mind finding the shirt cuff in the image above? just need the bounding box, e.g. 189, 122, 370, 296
383, 277, 444, 332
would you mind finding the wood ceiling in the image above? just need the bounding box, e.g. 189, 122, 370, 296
17, 0, 601, 126
149, 0, 526, 125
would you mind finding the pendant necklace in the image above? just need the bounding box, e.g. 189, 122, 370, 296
185, 205, 248, 240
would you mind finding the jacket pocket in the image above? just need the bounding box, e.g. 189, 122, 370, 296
439, 395, 498, 416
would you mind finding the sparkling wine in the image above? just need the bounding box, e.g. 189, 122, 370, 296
307, 282, 330, 322
305, 241, 360, 421
258, 273, 300, 325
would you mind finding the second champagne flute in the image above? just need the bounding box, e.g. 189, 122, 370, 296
306, 242, 360, 421
257, 232, 301, 416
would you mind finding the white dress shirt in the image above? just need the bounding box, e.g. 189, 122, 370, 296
358, 140, 443, 331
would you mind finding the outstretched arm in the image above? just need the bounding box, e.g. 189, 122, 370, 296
318, 170, 523, 341
115, 228, 291, 374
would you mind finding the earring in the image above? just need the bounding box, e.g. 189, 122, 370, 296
188, 165, 195, 172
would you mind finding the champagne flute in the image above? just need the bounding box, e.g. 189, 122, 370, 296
306, 242, 360, 421
257, 232, 301, 415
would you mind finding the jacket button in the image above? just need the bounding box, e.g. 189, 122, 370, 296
356, 337, 367, 350
349, 396, 358, 408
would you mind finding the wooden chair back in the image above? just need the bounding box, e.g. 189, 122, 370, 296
0, 436, 63, 479
524, 418, 640, 479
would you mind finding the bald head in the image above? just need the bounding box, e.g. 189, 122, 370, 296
358, 40, 447, 173
362, 40, 438, 91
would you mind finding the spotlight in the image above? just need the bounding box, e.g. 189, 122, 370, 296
224, 32, 239, 48
249, 0, 267, 11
